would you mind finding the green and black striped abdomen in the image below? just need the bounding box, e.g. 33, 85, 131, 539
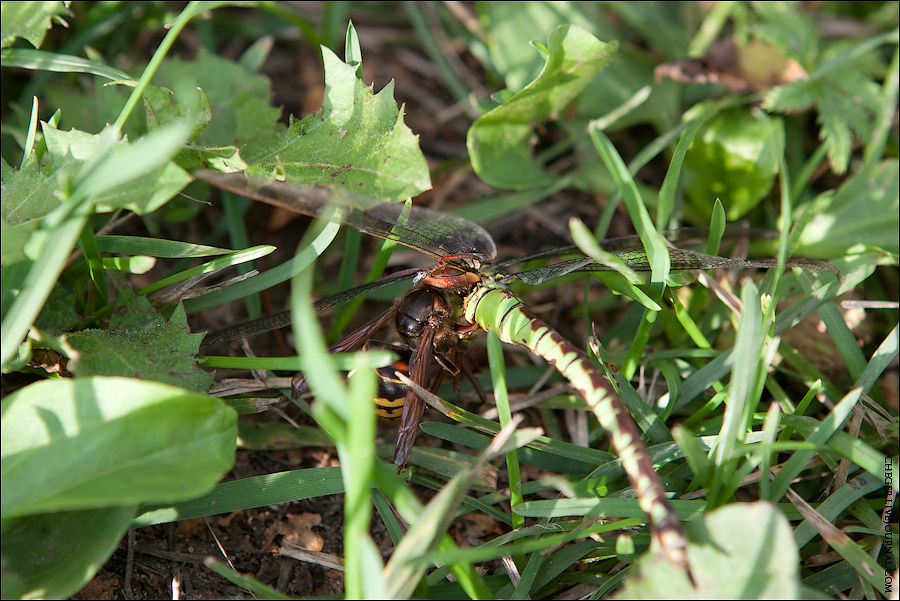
464, 284, 688, 571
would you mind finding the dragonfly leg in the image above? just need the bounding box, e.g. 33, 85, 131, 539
394, 317, 439, 470
456, 350, 488, 405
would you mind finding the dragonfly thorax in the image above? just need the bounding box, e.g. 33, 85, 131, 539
395, 288, 472, 351
396, 289, 450, 342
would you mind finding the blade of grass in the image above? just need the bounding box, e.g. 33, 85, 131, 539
487, 331, 524, 532
183, 220, 341, 313
715, 281, 762, 466
131, 467, 346, 527
20, 96, 38, 168
777, 412, 894, 486
199, 349, 394, 371
0, 48, 135, 83
204, 558, 292, 600
383, 417, 540, 598
95, 235, 236, 257
769, 388, 862, 502
138, 245, 275, 295
222, 192, 260, 319
792, 473, 887, 549
784, 486, 886, 591
1, 214, 87, 367
854, 324, 899, 395
113, 1, 232, 130
78, 224, 108, 308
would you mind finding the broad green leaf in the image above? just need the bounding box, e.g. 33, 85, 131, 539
796, 159, 898, 257
467, 25, 616, 189
617, 502, 800, 599
239, 43, 430, 203
1, 506, 135, 600
478, 1, 605, 92
682, 108, 783, 220
155, 47, 282, 147
142, 84, 212, 143
0, 158, 60, 222
66, 290, 213, 393
0, 1, 68, 49
0, 376, 236, 517
43, 76, 143, 140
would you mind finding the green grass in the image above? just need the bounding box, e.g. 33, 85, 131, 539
1, 2, 897, 599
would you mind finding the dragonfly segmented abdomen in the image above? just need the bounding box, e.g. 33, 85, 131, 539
464, 284, 689, 573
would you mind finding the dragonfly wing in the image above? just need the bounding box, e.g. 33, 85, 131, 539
202, 269, 422, 344
194, 171, 497, 262
507, 247, 837, 286
510, 257, 597, 286
490, 226, 786, 272
311, 268, 421, 314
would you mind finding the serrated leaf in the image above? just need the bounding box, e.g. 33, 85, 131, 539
33, 283, 80, 333
467, 25, 616, 190
0, 158, 61, 265
813, 73, 880, 174
0, 1, 69, 49
239, 45, 430, 203
763, 80, 819, 113
0, 376, 236, 517
142, 84, 249, 172
762, 38, 886, 176
66, 290, 212, 393
189, 144, 247, 171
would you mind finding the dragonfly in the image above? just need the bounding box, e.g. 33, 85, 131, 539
195, 169, 838, 575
